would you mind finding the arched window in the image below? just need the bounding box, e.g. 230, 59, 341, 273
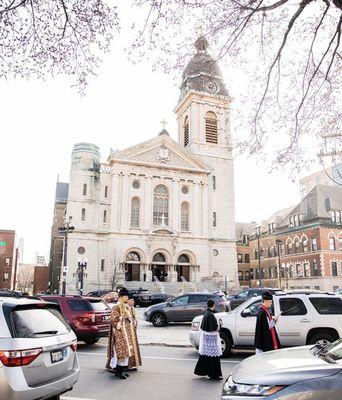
213, 211, 217, 227
178, 254, 190, 264
294, 238, 300, 253
126, 252, 140, 262
153, 253, 166, 263
205, 111, 218, 144
153, 185, 169, 226
131, 197, 140, 228
184, 116, 189, 147
329, 236, 336, 251
212, 175, 216, 190
181, 202, 189, 232
81, 208, 86, 222
83, 183, 87, 196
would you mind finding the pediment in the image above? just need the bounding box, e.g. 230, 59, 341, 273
109, 135, 209, 174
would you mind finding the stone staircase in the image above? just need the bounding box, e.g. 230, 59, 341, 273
123, 281, 220, 296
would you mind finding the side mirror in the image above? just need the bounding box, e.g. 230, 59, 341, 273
241, 308, 252, 318
167, 302, 172, 307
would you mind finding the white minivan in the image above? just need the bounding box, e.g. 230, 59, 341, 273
190, 293, 342, 356
0, 297, 80, 400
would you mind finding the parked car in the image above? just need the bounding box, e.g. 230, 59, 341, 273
190, 293, 342, 356
226, 288, 281, 310
0, 290, 23, 298
144, 292, 230, 327
0, 297, 80, 400
138, 292, 174, 307
222, 340, 342, 399
86, 290, 111, 298
40, 295, 110, 344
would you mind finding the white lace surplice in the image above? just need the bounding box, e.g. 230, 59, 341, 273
198, 330, 222, 357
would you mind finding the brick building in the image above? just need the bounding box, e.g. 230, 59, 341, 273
249, 185, 342, 291
48, 181, 69, 292
236, 223, 253, 287
0, 230, 16, 290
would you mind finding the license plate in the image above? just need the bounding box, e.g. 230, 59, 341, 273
50, 348, 67, 364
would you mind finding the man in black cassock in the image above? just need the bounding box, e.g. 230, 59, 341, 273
254, 291, 281, 354
194, 299, 223, 380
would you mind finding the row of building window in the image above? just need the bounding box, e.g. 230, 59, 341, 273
183, 112, 218, 147
1, 257, 11, 266
240, 261, 341, 281
237, 253, 250, 263
332, 210, 342, 224
80, 184, 218, 230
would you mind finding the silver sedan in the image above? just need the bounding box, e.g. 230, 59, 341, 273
222, 339, 342, 400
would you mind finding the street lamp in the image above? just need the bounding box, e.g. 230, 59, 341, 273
276, 239, 282, 289
78, 261, 87, 296
256, 226, 262, 288
58, 216, 75, 296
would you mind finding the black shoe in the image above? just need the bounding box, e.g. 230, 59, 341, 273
123, 373, 130, 378
126, 368, 137, 372
115, 372, 127, 380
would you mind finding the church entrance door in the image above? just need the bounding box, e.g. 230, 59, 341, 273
151, 252, 167, 281
176, 265, 190, 282
126, 263, 140, 281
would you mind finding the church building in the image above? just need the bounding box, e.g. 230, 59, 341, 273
62, 36, 238, 293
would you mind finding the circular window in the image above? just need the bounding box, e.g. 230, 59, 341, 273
181, 185, 189, 194
213, 249, 218, 256
77, 246, 85, 255
132, 180, 140, 189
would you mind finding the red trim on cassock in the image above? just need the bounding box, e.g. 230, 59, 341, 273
260, 305, 279, 350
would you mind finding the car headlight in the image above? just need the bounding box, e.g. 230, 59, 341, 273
192, 321, 200, 331
223, 375, 285, 396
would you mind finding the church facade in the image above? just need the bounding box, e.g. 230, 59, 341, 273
62, 36, 238, 293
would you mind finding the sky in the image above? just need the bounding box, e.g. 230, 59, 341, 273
0, 3, 323, 264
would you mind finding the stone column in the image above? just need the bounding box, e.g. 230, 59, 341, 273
172, 178, 180, 232
144, 176, 153, 230
193, 181, 200, 235
169, 265, 178, 282
121, 174, 130, 230
202, 182, 209, 236
110, 173, 119, 230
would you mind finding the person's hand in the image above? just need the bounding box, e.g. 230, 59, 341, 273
219, 318, 223, 326
273, 314, 281, 323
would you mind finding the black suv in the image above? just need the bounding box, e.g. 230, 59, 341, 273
227, 288, 281, 310
143, 292, 230, 327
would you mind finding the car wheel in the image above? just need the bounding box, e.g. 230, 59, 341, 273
151, 313, 167, 327
84, 338, 100, 345
220, 331, 233, 357
308, 332, 336, 345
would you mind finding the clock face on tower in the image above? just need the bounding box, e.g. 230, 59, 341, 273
204, 79, 219, 94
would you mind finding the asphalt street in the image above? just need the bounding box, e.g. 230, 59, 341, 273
61, 342, 250, 400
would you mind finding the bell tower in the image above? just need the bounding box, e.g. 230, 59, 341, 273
175, 35, 237, 283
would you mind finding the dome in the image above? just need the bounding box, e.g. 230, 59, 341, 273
179, 35, 228, 100
182, 36, 223, 80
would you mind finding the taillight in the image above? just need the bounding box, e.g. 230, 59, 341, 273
78, 313, 96, 325
70, 341, 77, 352
0, 348, 42, 367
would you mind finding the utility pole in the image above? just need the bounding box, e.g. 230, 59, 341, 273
58, 216, 74, 296
12, 247, 19, 290
78, 261, 87, 296
276, 239, 282, 289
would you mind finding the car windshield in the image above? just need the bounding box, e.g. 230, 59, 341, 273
325, 339, 342, 361
236, 291, 248, 299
